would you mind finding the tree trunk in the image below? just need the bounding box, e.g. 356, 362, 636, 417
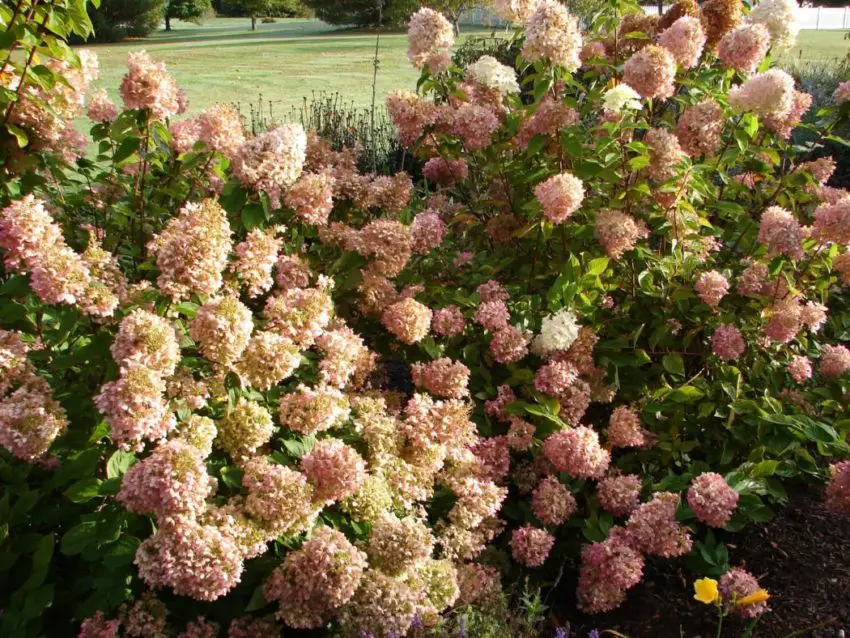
657, 0, 664, 16
165, 15, 171, 31
251, 15, 257, 30
453, 15, 461, 35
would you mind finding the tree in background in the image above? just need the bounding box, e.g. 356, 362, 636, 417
304, 0, 423, 28
428, 0, 490, 34
230, 0, 274, 31
87, 0, 166, 41
164, 0, 212, 30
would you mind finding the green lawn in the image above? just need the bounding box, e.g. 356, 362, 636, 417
83, 20, 849, 119
86, 18, 498, 118
783, 29, 849, 63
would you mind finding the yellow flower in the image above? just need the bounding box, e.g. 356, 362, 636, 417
694, 578, 720, 604
737, 589, 770, 606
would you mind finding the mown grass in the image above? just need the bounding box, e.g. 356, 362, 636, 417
83, 19, 848, 117
86, 18, 498, 117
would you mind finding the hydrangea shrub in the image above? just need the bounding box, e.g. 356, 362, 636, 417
1, 0, 850, 635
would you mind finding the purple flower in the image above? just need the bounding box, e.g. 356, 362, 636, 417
458, 617, 467, 637
588, 631, 601, 638
554, 626, 571, 638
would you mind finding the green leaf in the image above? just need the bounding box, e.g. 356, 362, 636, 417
668, 385, 705, 403
741, 113, 759, 139
750, 460, 779, 478
220, 465, 245, 490
281, 435, 316, 459
112, 136, 140, 164
106, 450, 136, 479
64, 478, 102, 503
6, 123, 29, 148
662, 353, 685, 377
241, 202, 265, 231
174, 301, 200, 318
585, 257, 609, 276
61, 521, 97, 556
103, 536, 140, 569
245, 584, 270, 612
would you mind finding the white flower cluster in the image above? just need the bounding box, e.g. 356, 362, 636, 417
532, 308, 581, 355
466, 56, 520, 96
602, 84, 642, 113
745, 0, 801, 50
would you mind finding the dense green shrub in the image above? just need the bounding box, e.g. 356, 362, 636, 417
86, 0, 166, 41
1, 0, 850, 637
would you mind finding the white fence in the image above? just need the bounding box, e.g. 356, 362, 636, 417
461, 6, 850, 30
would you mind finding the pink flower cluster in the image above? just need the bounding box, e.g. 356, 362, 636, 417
687, 472, 739, 527
532, 476, 577, 526
720, 568, 769, 618
410, 210, 446, 254
136, 520, 244, 601
718, 23, 771, 73
0, 196, 117, 316
510, 524, 555, 566
411, 358, 470, 399
231, 125, 307, 205
432, 305, 466, 337
812, 200, 850, 245
712, 324, 746, 361
301, 438, 366, 503
787, 355, 813, 383
233, 227, 282, 297
264, 527, 367, 628
608, 406, 652, 448
382, 298, 432, 344
625, 492, 692, 557
117, 439, 213, 520
534, 172, 585, 224
0, 374, 68, 461
386, 91, 440, 147
695, 270, 729, 308
315, 325, 373, 389
119, 51, 183, 120
729, 69, 796, 118
522, 0, 583, 71
87, 89, 118, 123
147, 199, 232, 301
264, 284, 333, 348
819, 344, 850, 378
423, 157, 469, 187
407, 7, 454, 74
758, 206, 804, 260
645, 127, 686, 182
595, 209, 649, 260
597, 474, 642, 517
517, 96, 578, 149
278, 383, 350, 435
624, 45, 676, 100
543, 426, 610, 479
577, 530, 645, 613
824, 461, 850, 517
285, 171, 335, 226
675, 100, 725, 157
658, 17, 706, 69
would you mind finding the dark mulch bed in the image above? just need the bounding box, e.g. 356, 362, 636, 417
553, 484, 850, 638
